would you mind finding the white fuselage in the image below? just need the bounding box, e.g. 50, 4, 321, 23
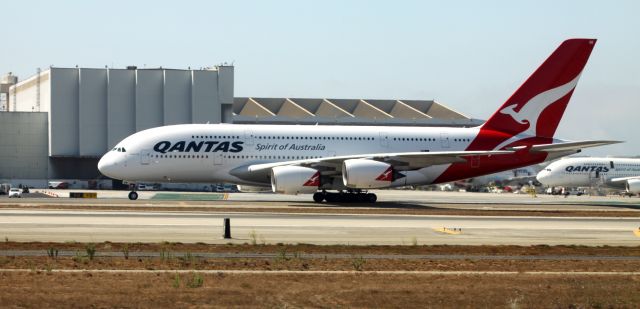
536, 157, 640, 188
99, 123, 486, 187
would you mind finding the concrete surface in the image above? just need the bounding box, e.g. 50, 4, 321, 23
1, 209, 639, 246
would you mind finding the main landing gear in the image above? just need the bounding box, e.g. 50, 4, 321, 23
313, 190, 377, 203
128, 183, 138, 200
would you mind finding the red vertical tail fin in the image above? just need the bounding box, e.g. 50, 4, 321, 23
478, 39, 596, 150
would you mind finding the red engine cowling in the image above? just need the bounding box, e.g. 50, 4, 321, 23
342, 159, 393, 189
626, 179, 640, 194
271, 166, 320, 195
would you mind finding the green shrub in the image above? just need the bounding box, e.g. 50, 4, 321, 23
187, 273, 204, 288
122, 244, 130, 260
172, 273, 181, 288
47, 248, 59, 260
85, 243, 96, 260
351, 256, 366, 271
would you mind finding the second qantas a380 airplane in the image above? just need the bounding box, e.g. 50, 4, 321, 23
98, 38, 619, 202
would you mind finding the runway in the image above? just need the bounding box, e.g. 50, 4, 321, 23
3, 190, 640, 212
1, 209, 639, 246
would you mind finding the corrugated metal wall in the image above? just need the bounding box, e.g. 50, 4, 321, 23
0, 112, 48, 179
42, 66, 233, 157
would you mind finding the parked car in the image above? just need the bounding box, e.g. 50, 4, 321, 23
8, 188, 22, 198
563, 188, 585, 196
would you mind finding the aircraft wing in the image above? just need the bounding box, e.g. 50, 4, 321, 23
230, 149, 514, 182
508, 140, 622, 153
611, 176, 640, 183
246, 150, 513, 174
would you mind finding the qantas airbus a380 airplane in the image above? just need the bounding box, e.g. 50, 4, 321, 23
98, 38, 619, 202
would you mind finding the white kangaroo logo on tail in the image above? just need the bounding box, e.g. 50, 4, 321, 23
494, 73, 582, 150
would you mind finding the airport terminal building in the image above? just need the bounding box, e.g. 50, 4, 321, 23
0, 66, 482, 189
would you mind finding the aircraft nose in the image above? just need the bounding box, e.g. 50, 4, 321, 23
98, 153, 120, 179
535, 170, 547, 183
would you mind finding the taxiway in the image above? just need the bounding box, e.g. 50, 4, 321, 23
1, 208, 639, 246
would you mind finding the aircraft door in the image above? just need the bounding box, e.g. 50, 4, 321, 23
440, 133, 450, 148
214, 153, 224, 165
140, 150, 151, 165
379, 132, 389, 148
244, 130, 254, 145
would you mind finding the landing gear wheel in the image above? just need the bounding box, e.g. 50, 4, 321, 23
128, 191, 138, 200
325, 193, 338, 203
313, 192, 325, 203
366, 193, 377, 203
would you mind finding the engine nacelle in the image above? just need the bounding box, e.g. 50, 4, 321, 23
271, 166, 320, 195
342, 159, 393, 189
626, 179, 640, 194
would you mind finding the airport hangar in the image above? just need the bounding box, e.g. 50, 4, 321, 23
0, 66, 482, 189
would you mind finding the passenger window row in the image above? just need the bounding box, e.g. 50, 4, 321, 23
226, 155, 320, 160
191, 135, 240, 139
154, 154, 208, 159
393, 137, 471, 142
151, 154, 320, 160
256, 136, 373, 141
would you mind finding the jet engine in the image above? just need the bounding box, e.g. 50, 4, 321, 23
342, 159, 394, 189
626, 179, 640, 194
271, 166, 320, 195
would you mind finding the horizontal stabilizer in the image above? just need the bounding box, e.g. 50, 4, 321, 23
508, 140, 621, 153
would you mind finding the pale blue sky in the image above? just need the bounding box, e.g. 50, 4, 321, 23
3, 0, 639, 156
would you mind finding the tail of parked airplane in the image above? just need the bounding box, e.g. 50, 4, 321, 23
476, 38, 597, 150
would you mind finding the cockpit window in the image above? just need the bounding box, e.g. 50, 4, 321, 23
121, 148, 126, 152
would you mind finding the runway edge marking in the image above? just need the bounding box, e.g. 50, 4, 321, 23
433, 227, 462, 235
2, 269, 640, 275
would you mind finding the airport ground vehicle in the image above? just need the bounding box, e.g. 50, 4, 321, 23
8, 188, 22, 198
98, 39, 617, 203
0, 183, 10, 195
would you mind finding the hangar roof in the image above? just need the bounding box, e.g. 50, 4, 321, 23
233, 97, 483, 127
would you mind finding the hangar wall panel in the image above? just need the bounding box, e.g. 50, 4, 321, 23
107, 70, 136, 149
79, 69, 107, 156
135, 70, 164, 131
0, 113, 48, 180
217, 66, 234, 104
50, 68, 79, 156
192, 71, 220, 123
163, 70, 192, 125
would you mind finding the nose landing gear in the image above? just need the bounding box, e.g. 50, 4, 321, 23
128, 183, 139, 200
128, 191, 138, 200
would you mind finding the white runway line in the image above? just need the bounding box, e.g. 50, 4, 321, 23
2, 269, 640, 276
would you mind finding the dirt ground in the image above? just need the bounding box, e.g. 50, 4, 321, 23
1, 272, 640, 308
3, 242, 640, 307
3, 241, 640, 256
